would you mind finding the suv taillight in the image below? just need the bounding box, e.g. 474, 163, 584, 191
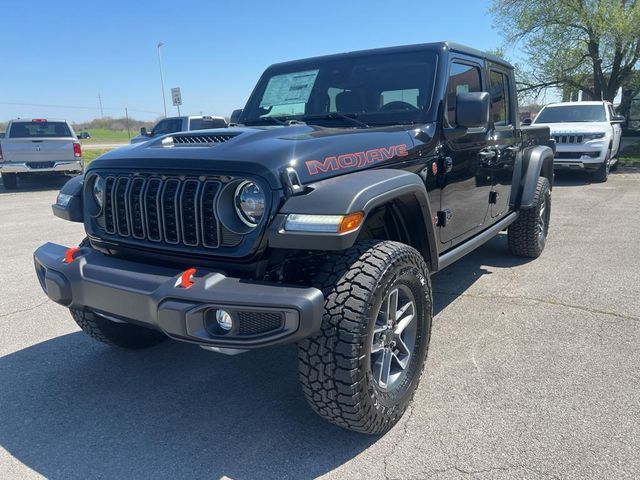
73, 142, 82, 158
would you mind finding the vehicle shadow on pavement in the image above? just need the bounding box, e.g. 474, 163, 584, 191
432, 233, 532, 315
0, 176, 68, 194
553, 170, 595, 186
0, 334, 374, 479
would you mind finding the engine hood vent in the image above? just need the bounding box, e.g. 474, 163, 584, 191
169, 133, 240, 146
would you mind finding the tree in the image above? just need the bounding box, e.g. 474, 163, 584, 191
491, 0, 640, 105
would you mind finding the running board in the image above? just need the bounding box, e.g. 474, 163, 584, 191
437, 212, 519, 271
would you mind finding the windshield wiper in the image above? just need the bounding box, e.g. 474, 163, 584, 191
303, 113, 370, 129
243, 116, 287, 126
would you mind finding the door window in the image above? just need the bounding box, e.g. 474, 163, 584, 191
489, 70, 511, 126
445, 63, 482, 127
153, 118, 183, 136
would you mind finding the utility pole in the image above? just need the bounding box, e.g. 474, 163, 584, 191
125, 107, 131, 139
157, 42, 167, 118
98, 93, 104, 118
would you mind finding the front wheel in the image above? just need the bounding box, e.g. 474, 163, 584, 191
297, 240, 433, 434
592, 150, 611, 182
70, 308, 168, 349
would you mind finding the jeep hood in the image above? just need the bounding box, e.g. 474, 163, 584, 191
88, 125, 421, 189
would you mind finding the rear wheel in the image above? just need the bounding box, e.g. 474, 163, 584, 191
297, 240, 432, 434
508, 176, 551, 258
2, 173, 17, 190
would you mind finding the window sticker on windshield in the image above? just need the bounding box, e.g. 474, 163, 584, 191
260, 70, 319, 108
456, 84, 469, 94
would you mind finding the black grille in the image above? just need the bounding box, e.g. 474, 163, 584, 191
101, 174, 228, 250
554, 135, 584, 144
238, 312, 284, 335
27, 161, 55, 169
172, 133, 238, 145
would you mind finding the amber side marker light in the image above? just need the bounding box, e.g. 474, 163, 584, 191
338, 211, 365, 233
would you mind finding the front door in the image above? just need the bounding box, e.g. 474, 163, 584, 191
439, 60, 492, 244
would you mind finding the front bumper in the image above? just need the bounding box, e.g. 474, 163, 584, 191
34, 242, 324, 349
0, 161, 83, 174
553, 142, 607, 170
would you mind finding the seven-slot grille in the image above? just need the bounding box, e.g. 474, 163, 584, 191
100, 175, 229, 249
554, 135, 584, 144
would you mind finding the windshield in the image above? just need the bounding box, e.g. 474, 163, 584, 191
9, 121, 72, 138
241, 51, 437, 127
534, 105, 607, 123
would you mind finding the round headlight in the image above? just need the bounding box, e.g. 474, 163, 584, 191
234, 181, 265, 226
93, 176, 105, 208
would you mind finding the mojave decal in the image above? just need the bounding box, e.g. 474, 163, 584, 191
305, 144, 409, 175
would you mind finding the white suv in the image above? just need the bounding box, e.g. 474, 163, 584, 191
532, 101, 624, 182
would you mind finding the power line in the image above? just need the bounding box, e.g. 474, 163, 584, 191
0, 101, 162, 115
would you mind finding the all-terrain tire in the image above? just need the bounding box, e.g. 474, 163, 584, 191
592, 150, 611, 182
2, 173, 17, 190
70, 308, 168, 349
508, 176, 551, 258
297, 240, 432, 434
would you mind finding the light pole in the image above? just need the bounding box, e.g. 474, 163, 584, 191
157, 42, 167, 118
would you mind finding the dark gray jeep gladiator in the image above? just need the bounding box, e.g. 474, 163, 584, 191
34, 42, 554, 434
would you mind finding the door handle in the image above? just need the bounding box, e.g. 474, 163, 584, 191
479, 149, 498, 166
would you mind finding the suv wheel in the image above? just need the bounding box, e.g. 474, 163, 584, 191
592, 150, 611, 182
297, 240, 432, 434
508, 176, 551, 258
2, 173, 17, 190
70, 308, 167, 349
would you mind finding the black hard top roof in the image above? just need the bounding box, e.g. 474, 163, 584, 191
269, 41, 513, 70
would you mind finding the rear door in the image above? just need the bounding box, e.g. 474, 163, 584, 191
439, 59, 492, 244
4, 121, 76, 162
486, 67, 518, 219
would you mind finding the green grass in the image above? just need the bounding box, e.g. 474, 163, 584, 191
83, 148, 114, 164
79, 129, 134, 144
619, 140, 640, 165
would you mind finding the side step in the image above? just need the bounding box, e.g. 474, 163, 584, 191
437, 212, 518, 271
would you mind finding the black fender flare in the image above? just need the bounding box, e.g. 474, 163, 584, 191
511, 145, 554, 210
267, 169, 439, 270
52, 175, 84, 222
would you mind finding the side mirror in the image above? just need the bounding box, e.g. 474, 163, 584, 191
230, 109, 243, 124
140, 127, 149, 136
611, 115, 625, 124
456, 92, 490, 128
522, 118, 532, 126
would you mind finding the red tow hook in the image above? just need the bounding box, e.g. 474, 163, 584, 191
179, 267, 197, 288
64, 247, 80, 264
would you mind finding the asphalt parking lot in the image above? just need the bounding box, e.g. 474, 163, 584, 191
0, 171, 639, 480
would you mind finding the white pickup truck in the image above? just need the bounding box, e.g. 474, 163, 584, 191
531, 101, 625, 182
0, 119, 83, 190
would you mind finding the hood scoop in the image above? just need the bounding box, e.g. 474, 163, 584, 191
165, 132, 240, 146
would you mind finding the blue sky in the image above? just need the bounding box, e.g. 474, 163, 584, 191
1, 0, 502, 123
